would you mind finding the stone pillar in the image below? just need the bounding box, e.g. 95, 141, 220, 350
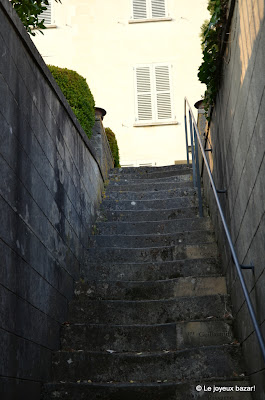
90, 107, 114, 180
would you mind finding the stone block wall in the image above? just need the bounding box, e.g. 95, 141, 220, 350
0, 0, 113, 398
200, 1, 265, 398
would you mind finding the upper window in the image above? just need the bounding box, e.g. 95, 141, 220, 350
133, 63, 176, 126
130, 0, 171, 22
40, 1, 53, 25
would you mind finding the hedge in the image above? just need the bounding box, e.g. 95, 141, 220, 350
48, 65, 95, 138
105, 128, 120, 168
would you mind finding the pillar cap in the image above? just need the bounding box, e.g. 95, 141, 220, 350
194, 100, 204, 109
95, 107, 107, 120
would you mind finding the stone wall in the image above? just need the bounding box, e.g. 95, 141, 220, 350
200, 1, 265, 398
90, 109, 114, 181
0, 0, 113, 398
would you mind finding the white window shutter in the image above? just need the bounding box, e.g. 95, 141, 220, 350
132, 0, 147, 19
154, 65, 172, 120
40, 1, 52, 25
151, 0, 166, 18
135, 66, 153, 121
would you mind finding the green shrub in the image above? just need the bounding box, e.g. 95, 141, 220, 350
105, 128, 120, 168
48, 65, 95, 138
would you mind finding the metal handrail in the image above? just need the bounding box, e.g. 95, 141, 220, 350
184, 97, 265, 364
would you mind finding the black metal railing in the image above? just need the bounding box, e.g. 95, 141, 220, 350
184, 97, 265, 364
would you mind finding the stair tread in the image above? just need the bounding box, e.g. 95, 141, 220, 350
86, 257, 220, 266
62, 319, 231, 327
42, 380, 253, 400
97, 207, 200, 222
105, 185, 194, 194
86, 243, 219, 264
104, 188, 198, 200
108, 175, 191, 185
44, 378, 252, 400
95, 216, 210, 224
51, 345, 244, 383
70, 293, 229, 303
56, 343, 239, 355
68, 295, 230, 325
109, 171, 192, 180
89, 231, 216, 249
108, 181, 194, 192
75, 275, 224, 284
101, 197, 196, 203
109, 164, 191, 174
91, 229, 214, 238
73, 276, 226, 300
61, 319, 234, 352
45, 377, 250, 385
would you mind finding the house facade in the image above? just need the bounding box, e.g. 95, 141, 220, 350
33, 0, 209, 166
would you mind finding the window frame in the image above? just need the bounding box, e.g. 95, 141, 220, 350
133, 62, 177, 127
129, 0, 172, 23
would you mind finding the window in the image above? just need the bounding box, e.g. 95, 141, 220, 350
130, 0, 171, 22
134, 63, 175, 126
40, 1, 53, 25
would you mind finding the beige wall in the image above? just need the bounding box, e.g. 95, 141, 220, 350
33, 0, 209, 166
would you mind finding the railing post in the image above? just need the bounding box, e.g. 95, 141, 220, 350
189, 111, 197, 188
193, 125, 203, 217
184, 114, 190, 166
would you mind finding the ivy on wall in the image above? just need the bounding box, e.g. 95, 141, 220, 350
198, 0, 229, 114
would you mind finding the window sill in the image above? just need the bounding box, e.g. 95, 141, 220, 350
129, 17, 172, 24
43, 24, 57, 28
31, 24, 57, 32
133, 120, 179, 127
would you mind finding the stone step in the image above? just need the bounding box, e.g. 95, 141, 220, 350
110, 164, 191, 175
42, 380, 253, 400
51, 345, 243, 383
100, 197, 197, 211
89, 230, 215, 249
84, 258, 222, 282
105, 187, 197, 201
95, 217, 212, 236
73, 276, 227, 301
108, 174, 191, 187
68, 294, 230, 325
97, 207, 199, 222
61, 320, 234, 352
108, 180, 194, 192
86, 243, 219, 264
109, 167, 192, 180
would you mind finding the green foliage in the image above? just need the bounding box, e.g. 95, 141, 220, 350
11, 0, 61, 36
198, 0, 228, 115
48, 65, 95, 138
105, 128, 120, 168
199, 19, 211, 51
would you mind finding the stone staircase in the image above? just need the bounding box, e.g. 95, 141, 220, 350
42, 164, 252, 399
